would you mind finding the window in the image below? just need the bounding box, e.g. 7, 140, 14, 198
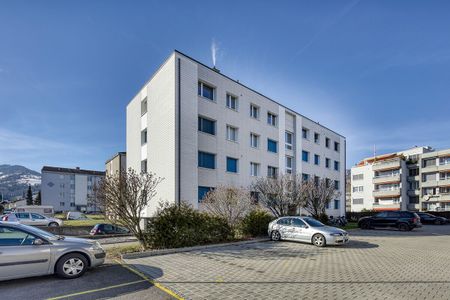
314, 154, 320, 165
250, 191, 259, 203
226, 125, 238, 142
15, 213, 30, 219
141, 129, 147, 145
198, 82, 215, 100
302, 128, 309, 139
268, 166, 278, 178
141, 159, 147, 173
250, 133, 260, 148
409, 181, 419, 190
314, 132, 320, 144
267, 112, 277, 126
302, 173, 309, 181
409, 168, 419, 176
334, 200, 340, 210
286, 156, 293, 174
198, 186, 214, 202
227, 157, 238, 173
334, 141, 340, 152
141, 97, 147, 116
302, 150, 309, 162
60, 202, 65, 206
198, 151, 216, 169
285, 131, 293, 150
410, 196, 419, 204
352, 198, 364, 205
353, 186, 364, 192
334, 180, 340, 190
267, 139, 278, 153
423, 158, 436, 168
198, 116, 216, 135
325, 158, 330, 168
292, 218, 307, 228
0, 227, 38, 246
250, 104, 259, 119
334, 161, 340, 171
325, 137, 330, 148
226, 94, 238, 110
277, 218, 291, 225
70, 202, 75, 207
250, 162, 260, 176
31, 213, 45, 219
352, 174, 364, 180
314, 176, 320, 186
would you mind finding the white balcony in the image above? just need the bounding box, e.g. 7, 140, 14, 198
373, 159, 401, 171
373, 173, 401, 184
373, 188, 401, 198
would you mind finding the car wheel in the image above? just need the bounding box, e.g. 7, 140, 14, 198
56, 253, 88, 279
271, 230, 281, 241
48, 222, 59, 227
398, 223, 409, 231
312, 234, 326, 247
360, 221, 371, 230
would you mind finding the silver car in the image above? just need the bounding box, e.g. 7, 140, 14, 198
268, 216, 349, 247
2, 212, 63, 227
0, 221, 105, 281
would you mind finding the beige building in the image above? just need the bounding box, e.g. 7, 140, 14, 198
350, 146, 450, 212
127, 50, 346, 217
105, 152, 126, 176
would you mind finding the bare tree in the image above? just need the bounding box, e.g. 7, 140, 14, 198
251, 174, 304, 217
202, 185, 253, 230
97, 169, 163, 250
301, 178, 341, 220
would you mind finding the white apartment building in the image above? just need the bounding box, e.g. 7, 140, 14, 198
41, 166, 105, 213
126, 50, 346, 217
350, 146, 450, 212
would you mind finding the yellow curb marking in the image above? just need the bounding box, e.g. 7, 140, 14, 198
46, 279, 146, 300
114, 259, 185, 300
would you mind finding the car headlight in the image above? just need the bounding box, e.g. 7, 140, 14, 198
91, 241, 104, 251
330, 233, 342, 236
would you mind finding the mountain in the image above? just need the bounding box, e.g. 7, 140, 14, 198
0, 165, 41, 201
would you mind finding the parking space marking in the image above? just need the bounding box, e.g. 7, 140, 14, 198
46, 279, 147, 300
114, 259, 184, 300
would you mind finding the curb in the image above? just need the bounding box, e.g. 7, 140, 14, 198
122, 237, 270, 259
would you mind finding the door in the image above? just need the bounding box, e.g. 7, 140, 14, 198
291, 218, 310, 242
277, 218, 294, 239
30, 213, 49, 226
372, 212, 388, 227
0, 226, 51, 280
15, 212, 32, 225
386, 211, 400, 227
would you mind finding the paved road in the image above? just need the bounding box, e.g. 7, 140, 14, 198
125, 225, 450, 300
0, 261, 174, 300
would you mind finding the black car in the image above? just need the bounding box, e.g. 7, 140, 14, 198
358, 211, 422, 231
416, 212, 447, 225
90, 223, 130, 235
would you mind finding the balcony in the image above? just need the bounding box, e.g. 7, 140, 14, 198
373, 173, 401, 184
373, 188, 401, 198
438, 162, 450, 172
407, 190, 419, 197
373, 159, 401, 171
407, 203, 420, 211
440, 194, 450, 201
422, 164, 438, 173
438, 178, 450, 187
373, 202, 401, 211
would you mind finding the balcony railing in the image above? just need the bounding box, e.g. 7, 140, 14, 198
373, 188, 401, 198
373, 159, 401, 171
373, 173, 401, 184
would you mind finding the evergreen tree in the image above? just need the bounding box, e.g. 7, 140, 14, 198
26, 185, 33, 205
34, 190, 41, 205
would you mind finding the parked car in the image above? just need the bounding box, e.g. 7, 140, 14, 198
358, 211, 422, 231
416, 212, 448, 225
2, 212, 63, 227
0, 221, 105, 281
67, 211, 88, 220
90, 223, 130, 235
268, 216, 349, 247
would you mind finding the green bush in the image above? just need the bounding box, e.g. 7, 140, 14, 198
146, 202, 232, 249
240, 210, 275, 237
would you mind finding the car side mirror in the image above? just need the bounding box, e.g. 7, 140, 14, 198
33, 239, 44, 246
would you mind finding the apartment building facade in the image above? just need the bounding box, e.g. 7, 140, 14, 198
126, 50, 346, 217
105, 152, 126, 176
41, 166, 105, 212
350, 146, 450, 212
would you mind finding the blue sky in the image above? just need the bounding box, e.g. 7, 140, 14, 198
1, 0, 449, 172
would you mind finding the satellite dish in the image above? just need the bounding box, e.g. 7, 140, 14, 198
424, 195, 430, 201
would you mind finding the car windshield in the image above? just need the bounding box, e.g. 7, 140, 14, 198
19, 224, 58, 240
303, 218, 325, 227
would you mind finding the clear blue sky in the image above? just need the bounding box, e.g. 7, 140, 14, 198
1, 0, 449, 173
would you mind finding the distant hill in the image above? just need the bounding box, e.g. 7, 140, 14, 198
0, 164, 41, 201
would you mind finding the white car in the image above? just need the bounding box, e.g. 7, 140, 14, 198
2, 212, 63, 227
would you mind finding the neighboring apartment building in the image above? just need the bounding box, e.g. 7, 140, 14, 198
41, 166, 105, 212
350, 146, 450, 212
126, 50, 346, 217
105, 152, 126, 176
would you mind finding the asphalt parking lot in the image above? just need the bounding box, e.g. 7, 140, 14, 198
125, 225, 450, 300
0, 261, 174, 300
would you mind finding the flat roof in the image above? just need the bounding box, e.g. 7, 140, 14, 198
41, 166, 105, 176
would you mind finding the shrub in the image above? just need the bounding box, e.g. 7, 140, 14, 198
146, 202, 232, 249
318, 213, 329, 224
240, 210, 275, 237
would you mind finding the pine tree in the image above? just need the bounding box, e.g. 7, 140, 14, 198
34, 190, 41, 206
26, 185, 33, 205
